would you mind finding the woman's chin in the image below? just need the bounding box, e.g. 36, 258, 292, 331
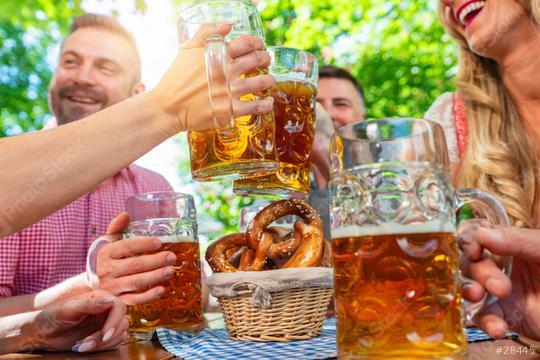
465, 25, 499, 58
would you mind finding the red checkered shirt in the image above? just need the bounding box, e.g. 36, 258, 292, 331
0, 165, 172, 296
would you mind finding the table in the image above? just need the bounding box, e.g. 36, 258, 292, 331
2, 338, 539, 360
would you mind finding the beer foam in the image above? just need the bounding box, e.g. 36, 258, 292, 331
158, 235, 196, 244
332, 221, 456, 238
129, 235, 196, 243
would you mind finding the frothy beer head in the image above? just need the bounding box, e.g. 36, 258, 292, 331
157, 235, 196, 244
129, 235, 196, 243
331, 221, 456, 239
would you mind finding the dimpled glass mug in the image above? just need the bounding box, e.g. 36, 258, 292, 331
233, 46, 319, 199
125, 192, 204, 340
178, 0, 278, 182
329, 118, 512, 359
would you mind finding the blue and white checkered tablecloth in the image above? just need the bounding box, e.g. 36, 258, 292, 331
157, 318, 517, 360
157, 327, 337, 360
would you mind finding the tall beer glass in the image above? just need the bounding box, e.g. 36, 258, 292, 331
125, 192, 204, 339
178, 0, 278, 182
329, 118, 512, 359
233, 47, 318, 198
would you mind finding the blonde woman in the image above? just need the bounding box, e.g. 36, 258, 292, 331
427, 0, 540, 341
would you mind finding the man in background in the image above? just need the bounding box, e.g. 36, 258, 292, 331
310, 66, 366, 238
317, 65, 365, 129
0, 13, 172, 299
311, 65, 366, 187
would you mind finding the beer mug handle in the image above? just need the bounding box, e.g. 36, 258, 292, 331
85, 237, 110, 290
205, 35, 235, 130
454, 188, 512, 315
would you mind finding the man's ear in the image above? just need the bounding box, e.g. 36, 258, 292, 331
131, 83, 146, 96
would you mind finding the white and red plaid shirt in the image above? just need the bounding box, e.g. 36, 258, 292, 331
0, 165, 172, 297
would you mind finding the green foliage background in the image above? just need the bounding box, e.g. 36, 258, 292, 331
257, 0, 458, 118
1, 0, 458, 239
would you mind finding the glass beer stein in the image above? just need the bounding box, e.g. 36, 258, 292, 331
178, 0, 278, 182
329, 118, 512, 359
234, 46, 318, 198
125, 192, 204, 339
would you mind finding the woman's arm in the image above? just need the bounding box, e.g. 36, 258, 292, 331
0, 291, 127, 354
0, 25, 273, 238
0, 273, 91, 317
0, 94, 170, 237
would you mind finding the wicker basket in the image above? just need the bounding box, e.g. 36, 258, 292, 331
218, 285, 332, 342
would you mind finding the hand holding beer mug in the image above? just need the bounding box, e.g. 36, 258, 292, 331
234, 47, 318, 198
329, 118, 511, 359
125, 192, 204, 339
178, 0, 278, 181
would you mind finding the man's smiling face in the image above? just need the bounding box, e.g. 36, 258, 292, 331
48, 27, 140, 125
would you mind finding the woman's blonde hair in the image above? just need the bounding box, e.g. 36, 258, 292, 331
438, 1, 540, 227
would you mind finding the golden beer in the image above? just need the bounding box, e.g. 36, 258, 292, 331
188, 68, 278, 182
332, 223, 466, 359
128, 238, 204, 334
234, 79, 316, 197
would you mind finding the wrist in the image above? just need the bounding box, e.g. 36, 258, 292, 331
0, 311, 41, 354
145, 89, 187, 133
34, 273, 91, 309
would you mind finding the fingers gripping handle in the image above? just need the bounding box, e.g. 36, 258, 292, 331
205, 36, 235, 129
455, 188, 512, 309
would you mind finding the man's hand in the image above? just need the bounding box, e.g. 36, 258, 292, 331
95, 213, 176, 305
458, 220, 540, 341
6, 290, 127, 354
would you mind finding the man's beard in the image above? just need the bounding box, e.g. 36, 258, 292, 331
51, 85, 108, 125
56, 104, 104, 124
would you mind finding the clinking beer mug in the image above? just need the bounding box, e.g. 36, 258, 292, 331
233, 46, 319, 199
329, 118, 512, 359
178, 0, 278, 182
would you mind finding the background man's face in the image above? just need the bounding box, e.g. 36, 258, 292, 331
317, 78, 365, 130
48, 28, 141, 125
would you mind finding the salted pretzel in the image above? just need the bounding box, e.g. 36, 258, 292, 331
246, 199, 325, 268
206, 233, 246, 273
206, 199, 325, 272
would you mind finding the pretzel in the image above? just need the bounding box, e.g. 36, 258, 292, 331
246, 199, 325, 267
280, 220, 325, 268
205, 233, 246, 273
206, 200, 325, 272
265, 226, 302, 260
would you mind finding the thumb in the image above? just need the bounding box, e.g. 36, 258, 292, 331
106, 212, 130, 235
475, 226, 540, 262
475, 301, 509, 340
184, 23, 234, 48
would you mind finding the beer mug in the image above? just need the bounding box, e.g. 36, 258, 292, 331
125, 192, 204, 339
329, 118, 511, 359
178, 0, 278, 182
234, 46, 318, 198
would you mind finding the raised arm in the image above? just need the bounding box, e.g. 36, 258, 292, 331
0, 25, 273, 238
